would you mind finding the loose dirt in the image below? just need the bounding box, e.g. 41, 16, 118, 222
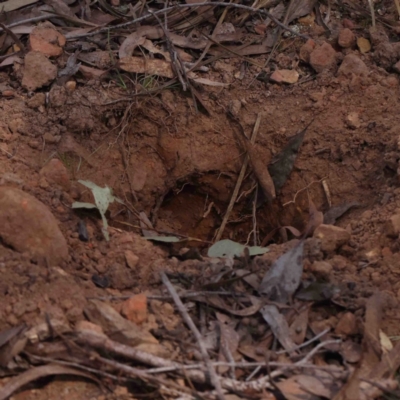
1, 3, 400, 399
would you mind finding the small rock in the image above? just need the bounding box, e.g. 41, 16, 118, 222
125, 250, 139, 269
2, 90, 15, 98
338, 28, 355, 48
85, 299, 162, 350
40, 159, 71, 191
228, 99, 241, 117
335, 312, 358, 336
29, 25, 66, 57
270, 69, 299, 84
299, 39, 316, 63
75, 320, 104, 334
43, 132, 61, 144
22, 51, 57, 91
357, 37, 371, 53
309, 42, 336, 73
346, 112, 361, 129
65, 80, 76, 91
337, 53, 369, 77
0, 187, 68, 265
121, 293, 148, 325
384, 214, 400, 238
26, 93, 46, 109
313, 224, 351, 253
310, 261, 333, 279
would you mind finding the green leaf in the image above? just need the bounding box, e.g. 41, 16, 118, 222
72, 202, 97, 209
208, 239, 269, 258
73, 180, 123, 241
146, 236, 181, 243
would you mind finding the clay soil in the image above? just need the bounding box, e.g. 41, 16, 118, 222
1, 3, 400, 399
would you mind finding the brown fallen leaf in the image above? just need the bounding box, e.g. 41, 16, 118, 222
0, 364, 100, 400
119, 56, 174, 78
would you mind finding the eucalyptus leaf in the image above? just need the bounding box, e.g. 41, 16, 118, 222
146, 236, 181, 243
72, 202, 97, 209
208, 239, 269, 258
72, 180, 123, 241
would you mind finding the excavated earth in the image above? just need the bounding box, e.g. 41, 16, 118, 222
1, 14, 400, 400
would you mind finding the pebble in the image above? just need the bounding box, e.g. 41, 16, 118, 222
310, 261, 333, 279
121, 293, 148, 325
299, 39, 316, 63
335, 312, 358, 336
39, 158, 71, 191
124, 250, 139, 269
338, 28, 355, 48
337, 53, 369, 77
29, 25, 66, 57
22, 51, 57, 91
270, 69, 299, 84
384, 214, 400, 238
0, 186, 68, 265
309, 42, 336, 73
346, 112, 361, 129
357, 37, 371, 53
313, 224, 351, 253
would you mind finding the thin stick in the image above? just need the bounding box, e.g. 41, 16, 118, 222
66, 3, 310, 40
161, 272, 225, 400
214, 113, 262, 242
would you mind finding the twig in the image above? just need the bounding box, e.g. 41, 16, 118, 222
282, 177, 326, 207
161, 272, 225, 400
0, 23, 25, 50
297, 339, 341, 364
214, 113, 262, 242
66, 3, 310, 40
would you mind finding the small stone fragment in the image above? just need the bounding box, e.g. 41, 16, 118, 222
121, 293, 148, 325
22, 51, 57, 91
313, 224, 351, 253
228, 99, 241, 117
310, 261, 333, 279
384, 214, 400, 238
270, 69, 299, 84
299, 39, 316, 63
309, 42, 336, 73
337, 53, 369, 77
338, 28, 355, 48
357, 37, 371, 53
125, 250, 139, 269
335, 312, 358, 336
39, 158, 71, 191
0, 187, 68, 265
65, 80, 76, 91
346, 112, 361, 129
29, 25, 66, 57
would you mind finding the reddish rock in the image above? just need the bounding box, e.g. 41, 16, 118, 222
299, 39, 316, 63
121, 293, 148, 325
313, 224, 351, 253
384, 214, 400, 238
309, 42, 336, 73
338, 28, 355, 48
29, 25, 66, 57
40, 159, 71, 191
270, 69, 299, 84
310, 261, 333, 279
335, 312, 358, 336
0, 187, 68, 265
337, 53, 369, 77
21, 51, 57, 91
124, 249, 139, 269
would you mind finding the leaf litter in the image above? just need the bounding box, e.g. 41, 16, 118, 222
0, 0, 398, 399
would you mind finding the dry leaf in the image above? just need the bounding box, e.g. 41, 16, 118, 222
119, 56, 174, 78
